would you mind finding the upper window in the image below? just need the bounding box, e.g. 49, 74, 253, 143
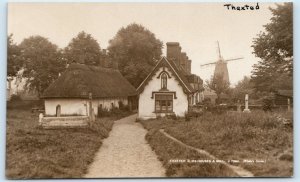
161, 73, 168, 89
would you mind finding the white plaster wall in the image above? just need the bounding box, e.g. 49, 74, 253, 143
45, 99, 87, 116
138, 67, 189, 120
45, 97, 128, 116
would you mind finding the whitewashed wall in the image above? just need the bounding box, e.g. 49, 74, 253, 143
45, 99, 87, 116
138, 67, 189, 120
45, 97, 128, 116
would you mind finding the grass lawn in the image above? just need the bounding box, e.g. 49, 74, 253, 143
141, 110, 293, 177
6, 107, 131, 179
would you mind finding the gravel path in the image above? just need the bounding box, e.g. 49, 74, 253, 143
84, 114, 165, 178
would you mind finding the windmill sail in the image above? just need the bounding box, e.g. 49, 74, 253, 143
201, 41, 243, 84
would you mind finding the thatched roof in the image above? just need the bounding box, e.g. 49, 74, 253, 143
42, 63, 137, 99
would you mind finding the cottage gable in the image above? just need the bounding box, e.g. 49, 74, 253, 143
137, 57, 194, 95
137, 57, 192, 120
137, 42, 204, 120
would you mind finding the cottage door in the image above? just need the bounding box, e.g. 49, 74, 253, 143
56, 105, 61, 117
97, 104, 102, 118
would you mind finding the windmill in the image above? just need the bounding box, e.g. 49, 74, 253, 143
200, 41, 244, 84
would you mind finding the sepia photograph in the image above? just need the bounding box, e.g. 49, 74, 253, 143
6, 2, 293, 178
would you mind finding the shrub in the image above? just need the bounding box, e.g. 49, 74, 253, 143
10, 94, 22, 102
118, 101, 124, 110
202, 99, 214, 111
205, 105, 227, 114
167, 114, 178, 120
262, 96, 274, 111
279, 153, 293, 162
111, 107, 122, 115
97, 107, 110, 117
97, 106, 130, 118
7, 100, 43, 110
184, 112, 191, 121
189, 110, 203, 118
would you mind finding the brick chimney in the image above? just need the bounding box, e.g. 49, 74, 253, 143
180, 52, 187, 72
166, 42, 181, 67
185, 55, 189, 74
187, 59, 192, 74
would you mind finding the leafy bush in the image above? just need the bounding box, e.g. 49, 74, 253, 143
189, 110, 203, 118
10, 94, 22, 102
184, 112, 191, 121
97, 106, 131, 118
97, 107, 110, 117
7, 100, 43, 110
118, 101, 126, 111
166, 114, 178, 120
279, 153, 293, 162
262, 96, 274, 111
204, 105, 228, 114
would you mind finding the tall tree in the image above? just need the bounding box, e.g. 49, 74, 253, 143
7, 34, 22, 79
64, 31, 102, 66
206, 74, 230, 104
251, 2, 293, 91
108, 23, 163, 87
19, 36, 65, 96
232, 76, 255, 101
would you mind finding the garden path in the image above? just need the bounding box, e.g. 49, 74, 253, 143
84, 114, 165, 178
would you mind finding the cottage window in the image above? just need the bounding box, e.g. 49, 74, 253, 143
155, 94, 173, 113
161, 73, 168, 89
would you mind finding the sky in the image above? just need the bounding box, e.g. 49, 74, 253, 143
8, 2, 277, 86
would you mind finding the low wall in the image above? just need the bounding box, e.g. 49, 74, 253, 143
40, 116, 89, 128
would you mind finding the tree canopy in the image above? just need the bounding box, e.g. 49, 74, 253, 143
7, 34, 22, 79
19, 36, 65, 96
231, 76, 255, 101
251, 2, 293, 92
108, 23, 163, 87
64, 31, 102, 66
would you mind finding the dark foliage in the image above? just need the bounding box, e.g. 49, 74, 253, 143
19, 35, 66, 97
64, 31, 102, 66
108, 23, 163, 87
262, 96, 275, 111
251, 3, 293, 92
7, 34, 22, 78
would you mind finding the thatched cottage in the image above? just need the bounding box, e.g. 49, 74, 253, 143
42, 63, 137, 117
137, 42, 203, 120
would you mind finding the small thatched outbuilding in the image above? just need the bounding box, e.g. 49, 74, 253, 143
42, 63, 137, 117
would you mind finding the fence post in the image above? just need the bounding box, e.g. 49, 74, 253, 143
39, 112, 44, 125
89, 92, 94, 121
